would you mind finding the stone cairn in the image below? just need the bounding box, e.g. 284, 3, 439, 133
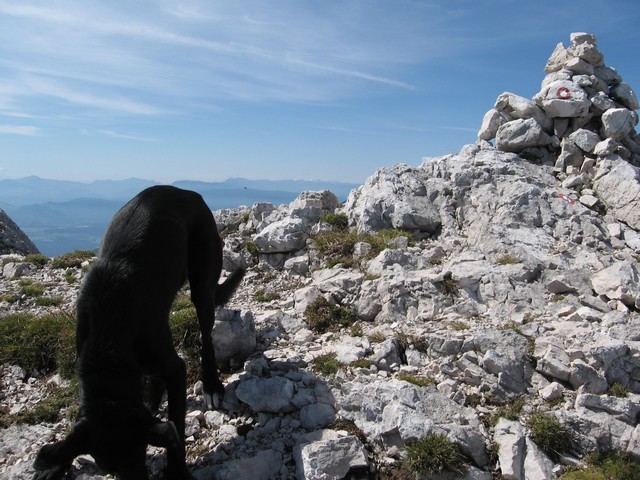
478, 32, 640, 195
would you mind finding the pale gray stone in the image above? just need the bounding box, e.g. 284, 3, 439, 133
289, 190, 340, 223
523, 437, 556, 480
235, 376, 297, 413
576, 393, 640, 424
212, 449, 283, 480
495, 92, 552, 131
593, 160, 640, 230
294, 435, 368, 480
344, 164, 442, 234
569, 360, 608, 394
494, 419, 525, 480
601, 108, 637, 139
213, 309, 257, 368
495, 118, 552, 152
540, 382, 565, 401
611, 82, 640, 110
534, 80, 591, 118
478, 108, 505, 140
545, 42, 570, 73
591, 261, 640, 308
253, 217, 308, 253
569, 128, 601, 153
299, 403, 337, 430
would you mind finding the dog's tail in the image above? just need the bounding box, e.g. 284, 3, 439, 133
215, 268, 245, 306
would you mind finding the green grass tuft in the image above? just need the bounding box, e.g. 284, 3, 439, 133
527, 412, 571, 461
404, 433, 467, 475
305, 297, 357, 334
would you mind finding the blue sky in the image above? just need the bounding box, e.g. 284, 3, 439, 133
1, 1, 639, 184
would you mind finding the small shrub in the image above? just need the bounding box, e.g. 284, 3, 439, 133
35, 296, 63, 307
404, 433, 466, 476
350, 358, 373, 369
312, 353, 342, 376
368, 332, 386, 344
255, 289, 281, 303
0, 312, 77, 378
350, 323, 364, 337
429, 255, 444, 266
1, 291, 20, 303
559, 451, 640, 479
608, 383, 629, 398
321, 213, 349, 231
169, 307, 202, 383
0, 383, 79, 427
305, 297, 357, 334
497, 254, 521, 265
485, 397, 525, 427
21, 384, 79, 425
22, 282, 45, 298
328, 418, 367, 443
242, 240, 259, 257
172, 293, 193, 312
64, 271, 77, 284
51, 250, 96, 269
1, 256, 21, 267
449, 320, 469, 331
397, 372, 436, 387
527, 412, 571, 461
313, 228, 414, 268
25, 254, 50, 267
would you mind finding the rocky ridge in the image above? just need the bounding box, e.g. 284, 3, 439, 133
2, 32, 640, 480
0, 208, 39, 256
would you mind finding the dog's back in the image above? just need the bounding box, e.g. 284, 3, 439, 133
76, 186, 223, 374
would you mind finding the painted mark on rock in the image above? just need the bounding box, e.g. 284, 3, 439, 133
558, 193, 575, 204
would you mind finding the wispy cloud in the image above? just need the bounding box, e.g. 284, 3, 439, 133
0, 124, 42, 136
99, 130, 162, 142
0, 0, 448, 117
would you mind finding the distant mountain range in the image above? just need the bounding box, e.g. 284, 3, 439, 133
0, 176, 360, 256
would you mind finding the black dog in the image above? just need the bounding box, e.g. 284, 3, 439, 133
33, 186, 244, 479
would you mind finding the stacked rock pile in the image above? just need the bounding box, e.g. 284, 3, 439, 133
478, 32, 640, 194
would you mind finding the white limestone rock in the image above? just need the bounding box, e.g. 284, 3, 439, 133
534, 80, 591, 118
591, 261, 640, 308
601, 108, 637, 139
593, 160, 640, 230
294, 434, 368, 480
611, 82, 640, 111
478, 108, 505, 141
212, 309, 257, 369
495, 118, 552, 152
495, 92, 552, 132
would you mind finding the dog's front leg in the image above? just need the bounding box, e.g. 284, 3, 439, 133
190, 287, 225, 410
162, 355, 191, 480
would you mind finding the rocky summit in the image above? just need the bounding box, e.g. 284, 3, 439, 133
2, 32, 640, 480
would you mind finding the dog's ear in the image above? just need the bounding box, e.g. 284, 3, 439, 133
147, 419, 180, 448
34, 418, 89, 472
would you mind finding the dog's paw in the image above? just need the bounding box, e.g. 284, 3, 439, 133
203, 391, 223, 410
32, 465, 68, 480
202, 377, 225, 410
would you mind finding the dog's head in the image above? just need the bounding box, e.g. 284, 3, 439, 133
34, 403, 179, 479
